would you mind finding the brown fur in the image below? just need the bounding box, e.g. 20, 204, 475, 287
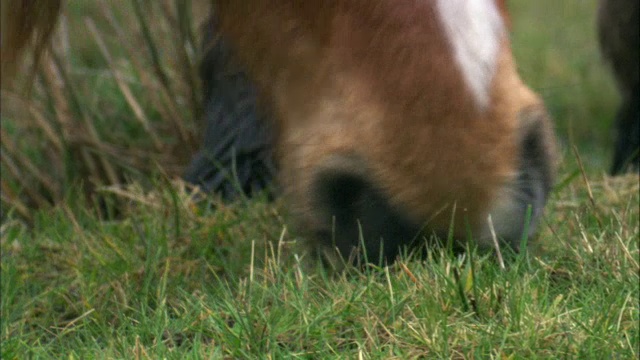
1, 0, 62, 87
214, 1, 556, 241
496, 0, 512, 29
3, 0, 558, 258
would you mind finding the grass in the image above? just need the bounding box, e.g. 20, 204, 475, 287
1, 175, 638, 358
509, 0, 620, 168
1, 0, 205, 220
1, 0, 639, 358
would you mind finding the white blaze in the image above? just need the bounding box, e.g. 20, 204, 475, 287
435, 0, 504, 109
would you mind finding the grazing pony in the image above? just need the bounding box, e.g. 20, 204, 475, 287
2, 0, 558, 265
597, 0, 639, 175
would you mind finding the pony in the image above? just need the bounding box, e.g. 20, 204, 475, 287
210, 0, 557, 264
183, 16, 277, 200
597, 0, 640, 175
2, 0, 558, 265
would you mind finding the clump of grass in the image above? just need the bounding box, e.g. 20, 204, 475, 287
0, 0, 209, 221
1, 172, 637, 358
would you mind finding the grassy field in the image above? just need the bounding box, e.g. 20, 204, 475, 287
1, 0, 638, 358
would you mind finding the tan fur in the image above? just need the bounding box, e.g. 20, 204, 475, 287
214, 1, 556, 239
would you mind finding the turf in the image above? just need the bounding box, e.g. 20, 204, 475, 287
2, 175, 638, 358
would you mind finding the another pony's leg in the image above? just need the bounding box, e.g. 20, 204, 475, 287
611, 86, 640, 174
597, 0, 640, 174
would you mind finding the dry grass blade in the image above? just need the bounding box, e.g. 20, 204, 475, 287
28, 106, 64, 153
131, 0, 175, 100
0, 90, 64, 152
41, 52, 120, 187
0, 151, 50, 209
0, 129, 59, 197
0, 179, 32, 220
85, 17, 163, 152
110, 1, 196, 152
130, 0, 194, 148
400, 262, 420, 287
616, 233, 639, 272
1, 1, 204, 219
571, 144, 604, 229
95, 1, 175, 129
487, 215, 505, 270
161, 0, 202, 122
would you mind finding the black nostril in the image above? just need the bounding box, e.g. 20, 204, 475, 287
312, 161, 421, 266
319, 173, 367, 217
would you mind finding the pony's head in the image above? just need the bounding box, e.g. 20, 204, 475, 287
3, 0, 559, 264
214, 0, 558, 263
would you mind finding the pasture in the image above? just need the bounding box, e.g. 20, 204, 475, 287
1, 0, 638, 358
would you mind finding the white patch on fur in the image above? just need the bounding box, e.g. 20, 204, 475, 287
435, 0, 504, 109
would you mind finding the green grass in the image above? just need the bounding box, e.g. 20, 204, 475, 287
1, 0, 639, 358
509, 0, 620, 168
1, 175, 638, 358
